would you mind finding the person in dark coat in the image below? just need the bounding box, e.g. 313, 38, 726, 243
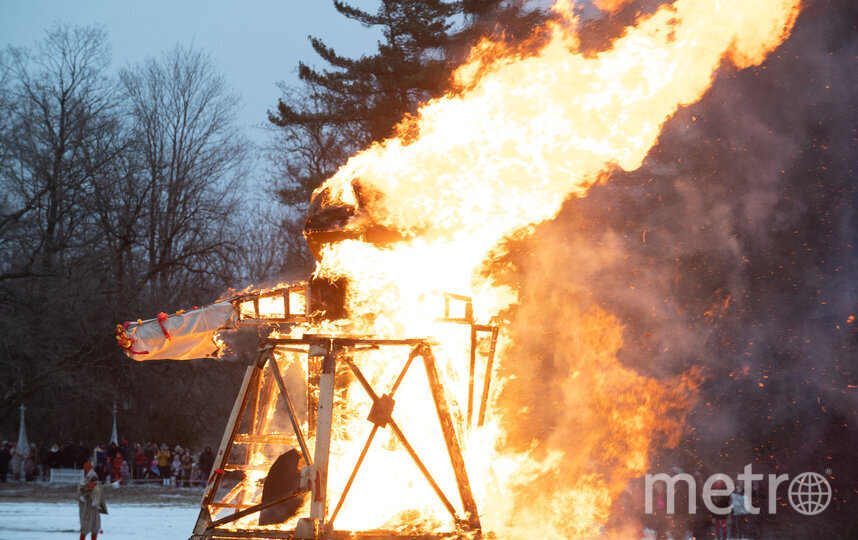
198, 446, 215, 484
93, 444, 107, 482
38, 444, 50, 480
74, 441, 90, 469
0, 442, 11, 482
61, 442, 75, 468
259, 449, 306, 525
48, 444, 62, 469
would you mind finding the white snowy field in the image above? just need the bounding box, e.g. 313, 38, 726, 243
0, 501, 200, 540
0, 502, 759, 540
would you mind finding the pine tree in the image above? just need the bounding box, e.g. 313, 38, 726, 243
270, 0, 462, 144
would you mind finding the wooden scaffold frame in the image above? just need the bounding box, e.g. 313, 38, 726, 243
189, 319, 498, 540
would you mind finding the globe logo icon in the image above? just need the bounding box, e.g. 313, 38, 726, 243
788, 472, 832, 516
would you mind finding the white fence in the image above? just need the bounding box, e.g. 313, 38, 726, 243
49, 468, 84, 484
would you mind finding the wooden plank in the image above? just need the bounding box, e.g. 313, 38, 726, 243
234, 433, 298, 445
247, 362, 260, 459
439, 292, 472, 303
216, 482, 244, 506
209, 502, 254, 509
236, 317, 309, 325
268, 337, 431, 347
194, 360, 262, 537
311, 345, 338, 522
343, 357, 460, 524
205, 529, 294, 539
222, 464, 269, 471
269, 355, 312, 466
433, 317, 472, 325
206, 530, 462, 540
208, 490, 307, 529
467, 325, 476, 429
201, 362, 260, 508
420, 345, 481, 531
477, 327, 499, 427
327, 424, 378, 528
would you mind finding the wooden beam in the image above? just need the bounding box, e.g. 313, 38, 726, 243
208, 490, 307, 529
268, 337, 431, 347
269, 354, 313, 466
477, 327, 499, 427
327, 423, 379, 528
310, 344, 338, 523
209, 502, 254, 510
467, 325, 477, 430
420, 345, 481, 531
222, 464, 270, 471
234, 433, 298, 445
343, 357, 460, 524
200, 361, 261, 508
328, 346, 422, 529
194, 358, 263, 537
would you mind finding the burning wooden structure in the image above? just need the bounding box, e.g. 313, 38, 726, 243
117, 281, 498, 540
111, 2, 807, 536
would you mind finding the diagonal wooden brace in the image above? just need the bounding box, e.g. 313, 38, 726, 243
327, 347, 423, 529
343, 356, 462, 524
268, 352, 313, 466
419, 344, 481, 531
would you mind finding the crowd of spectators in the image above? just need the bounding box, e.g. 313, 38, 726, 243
0, 440, 216, 487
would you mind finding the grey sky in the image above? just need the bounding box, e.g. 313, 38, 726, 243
0, 0, 384, 142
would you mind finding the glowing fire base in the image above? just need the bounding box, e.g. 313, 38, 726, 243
190, 335, 489, 540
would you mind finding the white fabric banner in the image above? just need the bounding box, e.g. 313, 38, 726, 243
123, 301, 238, 361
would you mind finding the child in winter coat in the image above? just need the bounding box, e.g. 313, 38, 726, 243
119, 459, 130, 485
181, 450, 193, 487
190, 463, 202, 486
170, 454, 182, 486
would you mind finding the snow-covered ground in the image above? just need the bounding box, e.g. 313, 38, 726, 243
0, 501, 199, 540
0, 500, 753, 540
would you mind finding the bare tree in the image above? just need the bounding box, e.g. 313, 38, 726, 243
119, 46, 251, 309
0, 51, 16, 251
0, 29, 268, 445
0, 24, 121, 281
0, 24, 124, 424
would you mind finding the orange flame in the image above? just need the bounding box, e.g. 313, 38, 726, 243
238, 0, 801, 536
592, 0, 635, 13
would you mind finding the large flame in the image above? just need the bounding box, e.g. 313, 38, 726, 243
232, 0, 801, 537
